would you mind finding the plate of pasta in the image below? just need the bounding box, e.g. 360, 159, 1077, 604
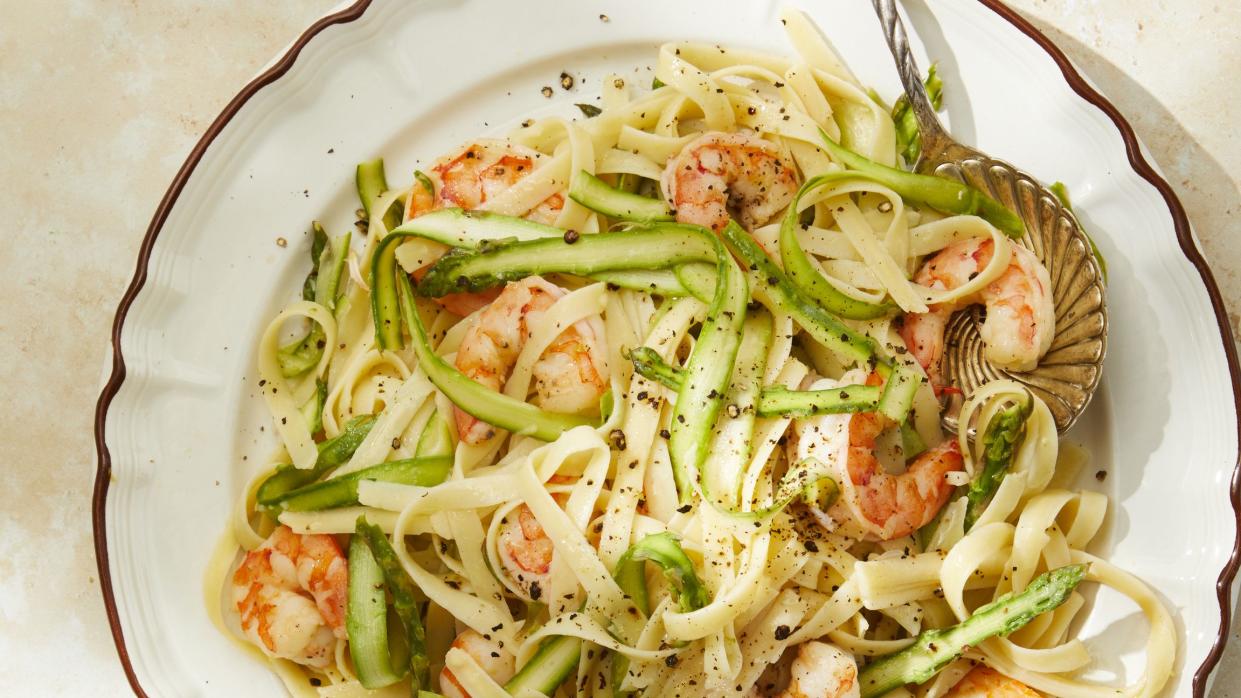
94, 1, 1241, 697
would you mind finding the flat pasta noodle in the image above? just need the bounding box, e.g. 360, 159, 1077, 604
333, 369, 435, 478
321, 347, 410, 439
257, 300, 338, 469
597, 297, 703, 568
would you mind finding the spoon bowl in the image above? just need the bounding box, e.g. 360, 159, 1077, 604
872, 0, 1107, 433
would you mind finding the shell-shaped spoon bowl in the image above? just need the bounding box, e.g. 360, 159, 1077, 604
872, 0, 1107, 433
935, 160, 1107, 432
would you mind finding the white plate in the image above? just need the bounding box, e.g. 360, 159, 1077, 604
93, 0, 1241, 695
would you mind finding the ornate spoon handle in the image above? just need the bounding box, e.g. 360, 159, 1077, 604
869, 0, 951, 159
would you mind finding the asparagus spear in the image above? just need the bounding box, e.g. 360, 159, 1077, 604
316, 414, 378, 465
414, 409, 455, 459
1050, 181, 1108, 283
859, 564, 1087, 697
778, 180, 896, 321
876, 363, 924, 425
892, 64, 944, 165
270, 456, 451, 512
303, 222, 328, 300
355, 517, 430, 691
668, 223, 749, 503
504, 635, 582, 697
299, 378, 327, 435
626, 347, 686, 393
356, 158, 404, 232
627, 347, 882, 418
368, 208, 695, 349
568, 169, 674, 222
964, 393, 1033, 530
817, 129, 1023, 238
347, 533, 407, 688
610, 533, 709, 698
613, 532, 709, 615
255, 414, 377, 507
278, 222, 349, 376
415, 225, 718, 297
719, 220, 879, 365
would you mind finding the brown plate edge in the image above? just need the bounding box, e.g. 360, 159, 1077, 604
90, 0, 1241, 695
91, 1, 374, 696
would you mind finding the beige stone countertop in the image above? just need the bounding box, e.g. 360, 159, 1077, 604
1, 1, 1238, 695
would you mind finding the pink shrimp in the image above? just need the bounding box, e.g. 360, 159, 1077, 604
662, 131, 799, 232
494, 473, 580, 600
750, 641, 859, 697
778, 642, 860, 698
900, 237, 1055, 385
497, 505, 555, 601
438, 629, 517, 698
407, 139, 566, 316
945, 665, 1040, 697
846, 411, 963, 540
230, 526, 347, 668
452, 276, 608, 444
791, 374, 964, 541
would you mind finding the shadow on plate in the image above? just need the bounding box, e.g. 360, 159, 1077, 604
901, 2, 1241, 693
1011, 11, 1241, 696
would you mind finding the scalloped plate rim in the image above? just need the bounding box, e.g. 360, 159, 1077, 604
92, 1, 1241, 696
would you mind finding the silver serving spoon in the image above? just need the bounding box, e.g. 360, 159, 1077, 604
871, 0, 1107, 433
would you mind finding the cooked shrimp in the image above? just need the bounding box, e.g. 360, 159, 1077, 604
453, 276, 608, 444
900, 237, 1055, 385
231, 526, 347, 668
407, 139, 564, 224
781, 642, 859, 698
438, 629, 516, 698
497, 504, 555, 600
752, 642, 859, 698
791, 374, 963, 541
495, 473, 581, 600
944, 665, 1040, 697
407, 139, 566, 316
662, 130, 799, 232
845, 412, 963, 541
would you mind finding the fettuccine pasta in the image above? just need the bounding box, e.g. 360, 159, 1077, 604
207, 10, 1174, 698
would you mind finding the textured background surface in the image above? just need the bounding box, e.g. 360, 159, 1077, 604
0, 0, 1237, 694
